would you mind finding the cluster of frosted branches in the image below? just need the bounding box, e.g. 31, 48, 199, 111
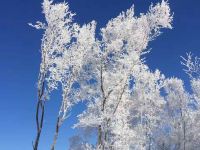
31, 0, 200, 149
181, 53, 200, 79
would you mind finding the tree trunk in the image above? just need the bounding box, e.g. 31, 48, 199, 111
97, 125, 103, 149
51, 116, 61, 150
183, 121, 186, 150
33, 73, 46, 150
33, 100, 45, 150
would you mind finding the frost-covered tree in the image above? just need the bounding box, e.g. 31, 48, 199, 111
181, 53, 200, 149
181, 53, 200, 109
31, 0, 97, 149
153, 54, 200, 150
163, 78, 190, 150
75, 1, 172, 149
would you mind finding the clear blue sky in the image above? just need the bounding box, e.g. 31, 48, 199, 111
0, 0, 200, 149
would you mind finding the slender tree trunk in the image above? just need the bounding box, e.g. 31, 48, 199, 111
33, 100, 45, 150
51, 116, 62, 150
183, 121, 186, 150
97, 64, 105, 150
97, 125, 103, 149
33, 73, 46, 150
180, 107, 186, 150
162, 143, 165, 150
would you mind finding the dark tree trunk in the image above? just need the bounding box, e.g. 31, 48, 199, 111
51, 116, 62, 150
33, 74, 46, 150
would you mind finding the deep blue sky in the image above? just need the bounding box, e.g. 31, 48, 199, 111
0, 0, 200, 149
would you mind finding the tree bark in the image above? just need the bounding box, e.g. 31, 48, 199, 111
51, 116, 62, 150
33, 100, 45, 150
33, 73, 46, 150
